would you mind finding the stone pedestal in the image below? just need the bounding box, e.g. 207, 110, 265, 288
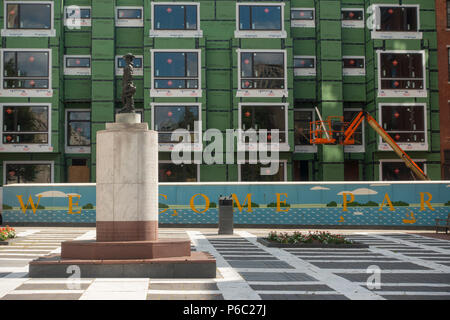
96, 115, 158, 241
29, 115, 216, 278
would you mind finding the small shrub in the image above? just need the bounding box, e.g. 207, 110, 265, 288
209, 202, 217, 208
362, 201, 378, 207
267, 202, 290, 208
82, 203, 94, 210
267, 231, 353, 245
2, 204, 12, 210
233, 202, 259, 208
326, 201, 337, 207
445, 201, 450, 206
392, 201, 409, 206
158, 203, 169, 209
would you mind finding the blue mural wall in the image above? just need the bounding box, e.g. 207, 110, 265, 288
1, 182, 450, 226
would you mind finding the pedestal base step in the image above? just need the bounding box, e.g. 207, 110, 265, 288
61, 239, 190, 260
29, 252, 217, 278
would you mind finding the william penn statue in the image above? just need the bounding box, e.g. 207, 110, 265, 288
119, 53, 137, 114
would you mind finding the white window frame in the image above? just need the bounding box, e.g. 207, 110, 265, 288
291, 8, 315, 28
237, 159, 288, 182
294, 108, 317, 153
64, 5, 91, 28
64, 55, 91, 76
159, 160, 200, 182
235, 2, 287, 38
3, 160, 54, 185
0, 103, 52, 153
115, 6, 144, 27
237, 49, 288, 98
65, 109, 91, 154
115, 55, 143, 76
0, 48, 53, 97
149, 2, 202, 38
370, 4, 422, 40
150, 49, 202, 98
379, 159, 426, 181
343, 108, 365, 153
377, 50, 427, 98
294, 56, 316, 76
151, 103, 202, 152
1, 1, 55, 37
341, 8, 365, 28
238, 103, 289, 153
378, 103, 428, 152
343, 56, 366, 76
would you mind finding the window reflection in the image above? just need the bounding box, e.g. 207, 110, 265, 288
7, 3, 51, 29
3, 106, 48, 144
380, 53, 424, 90
241, 52, 285, 89
154, 106, 199, 143
381, 105, 425, 143
159, 163, 197, 182
154, 5, 197, 30
67, 111, 91, 147
241, 105, 286, 143
239, 5, 282, 30
6, 163, 51, 184
154, 52, 199, 89
3, 51, 49, 89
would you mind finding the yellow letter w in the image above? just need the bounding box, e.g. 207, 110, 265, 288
16, 195, 42, 214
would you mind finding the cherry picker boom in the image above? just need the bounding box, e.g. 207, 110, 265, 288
309, 110, 430, 181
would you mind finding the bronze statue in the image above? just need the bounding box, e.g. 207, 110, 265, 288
119, 53, 137, 113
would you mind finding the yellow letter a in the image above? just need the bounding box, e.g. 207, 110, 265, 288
379, 193, 395, 212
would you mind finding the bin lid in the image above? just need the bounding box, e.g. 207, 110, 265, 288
219, 196, 233, 206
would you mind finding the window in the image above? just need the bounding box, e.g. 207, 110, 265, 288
115, 7, 143, 27
239, 161, 287, 182
0, 104, 51, 152
0, 49, 52, 97
378, 51, 426, 97
159, 161, 199, 182
115, 55, 143, 76
151, 50, 202, 97
64, 56, 91, 76
152, 103, 202, 152
150, 3, 202, 37
235, 3, 286, 38
294, 56, 316, 76
2, 1, 55, 37
379, 104, 427, 151
237, 50, 287, 97
291, 8, 315, 28
239, 104, 288, 151
341, 8, 364, 28
294, 109, 316, 153
343, 57, 365, 76
64, 6, 91, 27
371, 5, 421, 39
66, 110, 91, 154
343, 109, 364, 153
380, 160, 426, 181
4, 161, 53, 185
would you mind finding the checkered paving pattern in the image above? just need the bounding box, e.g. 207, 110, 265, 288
0, 228, 449, 300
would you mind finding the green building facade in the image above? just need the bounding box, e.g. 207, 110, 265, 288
0, 0, 441, 185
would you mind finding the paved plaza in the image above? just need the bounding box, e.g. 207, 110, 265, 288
0, 227, 449, 300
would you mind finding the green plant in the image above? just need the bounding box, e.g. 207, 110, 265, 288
158, 203, 169, 209
444, 201, 450, 206
267, 231, 353, 245
36, 205, 45, 209
82, 203, 94, 209
0, 226, 16, 241
233, 202, 259, 208
326, 201, 337, 207
209, 202, 217, 208
267, 202, 290, 208
2, 204, 12, 210
392, 201, 409, 206
362, 201, 378, 207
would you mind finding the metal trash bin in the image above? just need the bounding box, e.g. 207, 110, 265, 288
218, 196, 234, 235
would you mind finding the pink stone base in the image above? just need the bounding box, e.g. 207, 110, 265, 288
61, 239, 190, 260
96, 221, 158, 241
